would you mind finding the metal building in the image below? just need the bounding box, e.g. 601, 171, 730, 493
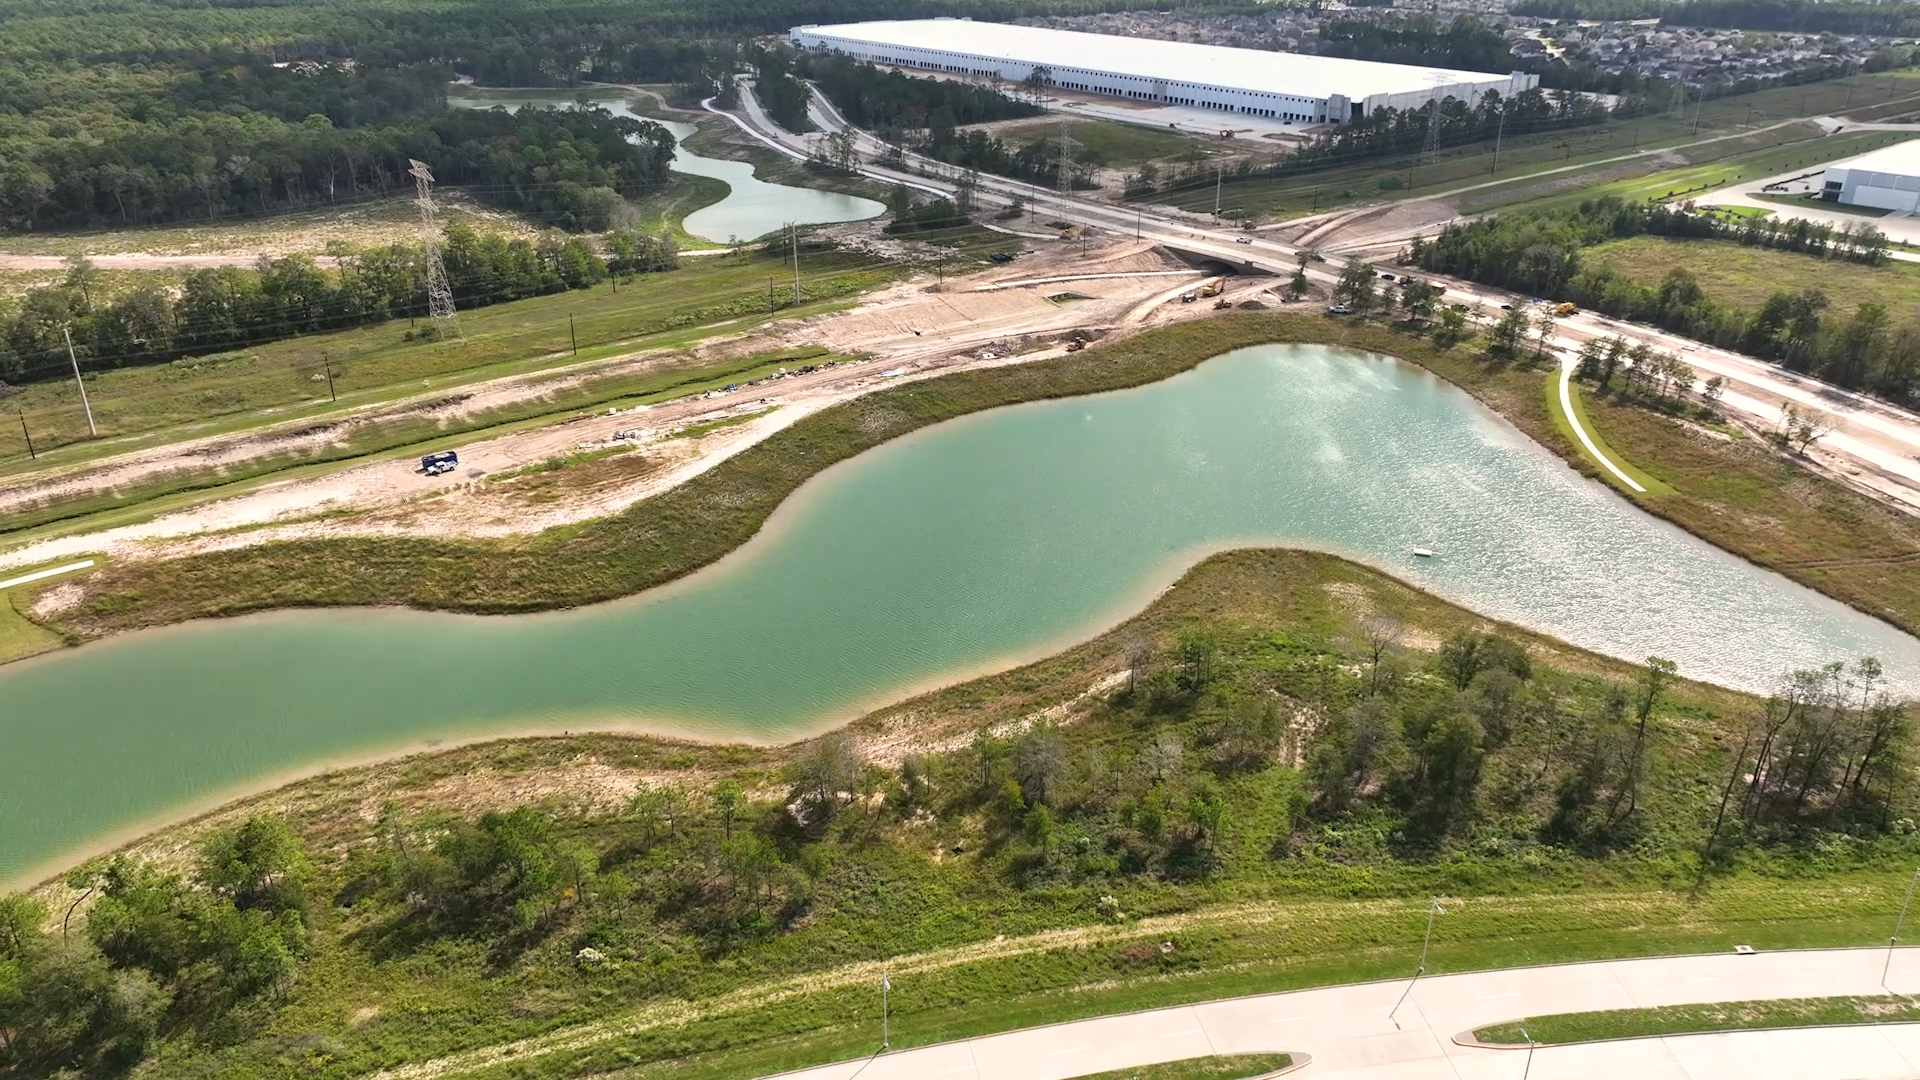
1821, 140, 1920, 213
788, 19, 1537, 125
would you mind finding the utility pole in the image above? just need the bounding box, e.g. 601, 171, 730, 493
1387, 898, 1444, 1028
1136, 209, 1141, 240
881, 969, 891, 1050
569, 313, 578, 355
789, 222, 801, 306
1691, 88, 1705, 136
63, 327, 96, 437
1214, 163, 1223, 218
1491, 107, 1507, 175
1883, 867, 1920, 990
18, 410, 33, 459
1058, 116, 1073, 200
322, 351, 336, 402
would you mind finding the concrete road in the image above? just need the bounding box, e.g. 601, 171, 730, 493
764, 946, 1920, 1080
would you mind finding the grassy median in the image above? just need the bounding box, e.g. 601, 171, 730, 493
1475, 994, 1920, 1045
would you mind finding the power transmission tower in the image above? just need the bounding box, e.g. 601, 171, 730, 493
1057, 116, 1073, 197
1423, 79, 1449, 165
407, 159, 460, 338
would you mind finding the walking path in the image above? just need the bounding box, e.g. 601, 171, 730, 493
765, 946, 1920, 1080
1558, 357, 1646, 493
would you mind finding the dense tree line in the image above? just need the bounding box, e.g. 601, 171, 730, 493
752, 45, 814, 134
0, 816, 310, 1078
0, 57, 676, 233
805, 55, 1043, 132
1409, 197, 1919, 403
0, 225, 676, 382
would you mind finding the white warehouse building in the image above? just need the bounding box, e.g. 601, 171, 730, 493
1821, 139, 1920, 213
788, 19, 1537, 125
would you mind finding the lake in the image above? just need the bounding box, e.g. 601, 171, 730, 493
4, 344, 1916, 885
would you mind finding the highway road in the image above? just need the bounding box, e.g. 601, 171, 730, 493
764, 946, 1920, 1080
724, 80, 1920, 511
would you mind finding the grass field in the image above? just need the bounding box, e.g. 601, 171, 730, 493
1071, 1054, 1296, 1079
992, 116, 1210, 170
1582, 235, 1920, 312
0, 190, 542, 258
1475, 994, 1920, 1045
0, 247, 899, 468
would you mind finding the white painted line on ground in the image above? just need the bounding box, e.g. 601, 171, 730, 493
0, 559, 95, 591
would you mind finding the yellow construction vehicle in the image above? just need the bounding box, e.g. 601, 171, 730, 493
1554, 301, 1578, 316
1199, 280, 1223, 298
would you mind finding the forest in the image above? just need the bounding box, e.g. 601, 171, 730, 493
1408, 197, 1920, 404
0, 59, 677, 233
1, 571, 1911, 1077
0, 225, 682, 383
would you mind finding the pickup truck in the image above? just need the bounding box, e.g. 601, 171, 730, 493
1326, 304, 1353, 315
420, 450, 459, 476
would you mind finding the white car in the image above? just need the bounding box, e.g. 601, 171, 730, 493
1235, 236, 1253, 244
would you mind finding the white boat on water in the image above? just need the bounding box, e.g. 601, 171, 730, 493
1412, 547, 1435, 558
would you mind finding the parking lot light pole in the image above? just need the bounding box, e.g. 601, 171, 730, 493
1521, 1027, 1537, 1080
1883, 867, 1920, 990
881, 969, 891, 1050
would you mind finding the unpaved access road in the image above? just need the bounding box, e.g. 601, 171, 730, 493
0, 241, 1208, 573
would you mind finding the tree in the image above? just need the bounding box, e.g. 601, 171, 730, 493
1333, 261, 1377, 313
792, 732, 861, 819
1360, 614, 1404, 696
1700, 374, 1726, 411
1575, 336, 1609, 382
199, 814, 310, 915
1432, 305, 1469, 348
1142, 730, 1185, 785
1531, 311, 1557, 362
1288, 261, 1310, 301
1778, 402, 1837, 454
712, 779, 745, 840
1013, 725, 1067, 805
1488, 306, 1529, 359
1610, 656, 1677, 823
1401, 279, 1439, 323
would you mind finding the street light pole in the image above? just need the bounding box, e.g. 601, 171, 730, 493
1388, 897, 1444, 1028
881, 969, 891, 1050
63, 327, 97, 438
1883, 867, 1920, 990
1521, 1027, 1537, 1080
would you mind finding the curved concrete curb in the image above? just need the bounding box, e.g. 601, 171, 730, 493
1454, 1018, 1920, 1051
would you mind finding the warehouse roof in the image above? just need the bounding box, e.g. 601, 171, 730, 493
1832, 138, 1920, 176
793, 20, 1520, 100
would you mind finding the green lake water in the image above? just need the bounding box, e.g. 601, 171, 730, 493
4, 345, 1917, 884
446, 87, 884, 242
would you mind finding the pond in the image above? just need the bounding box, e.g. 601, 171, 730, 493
5, 344, 1916, 884
446, 87, 884, 242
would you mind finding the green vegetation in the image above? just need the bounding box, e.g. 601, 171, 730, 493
8, 545, 1918, 1080
0, 246, 894, 466
1475, 994, 1920, 1045
1541, 371, 1674, 495
993, 117, 1202, 171
1069, 1054, 1296, 1080
1584, 235, 1920, 312
1412, 197, 1919, 404
0, 588, 63, 664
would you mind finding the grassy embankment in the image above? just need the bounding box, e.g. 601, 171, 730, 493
29, 310, 1920, 644
0, 247, 894, 469
28, 543, 1920, 1080
1148, 71, 1920, 219
1582, 235, 1920, 312
1475, 995, 1920, 1045
1071, 1055, 1296, 1080
990, 116, 1206, 171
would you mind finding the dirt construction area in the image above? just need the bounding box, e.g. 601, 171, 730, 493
0, 237, 1270, 576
